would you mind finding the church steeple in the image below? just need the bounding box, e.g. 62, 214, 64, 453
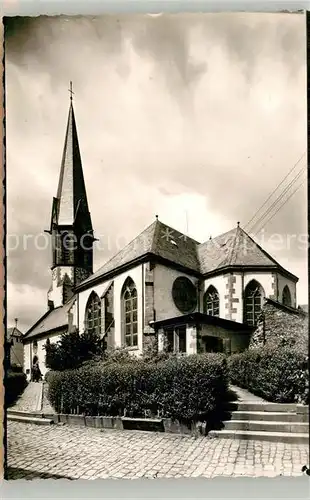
47, 84, 95, 309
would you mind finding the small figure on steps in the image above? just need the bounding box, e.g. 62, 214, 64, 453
32, 356, 42, 382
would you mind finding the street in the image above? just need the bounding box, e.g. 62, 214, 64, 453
7, 421, 308, 480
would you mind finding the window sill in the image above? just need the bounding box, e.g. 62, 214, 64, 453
125, 346, 139, 352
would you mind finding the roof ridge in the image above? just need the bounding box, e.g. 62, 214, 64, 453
155, 219, 201, 245
229, 226, 244, 265
24, 308, 54, 338
150, 219, 161, 254
80, 220, 158, 286
238, 226, 282, 268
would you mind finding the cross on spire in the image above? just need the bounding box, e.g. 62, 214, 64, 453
68, 81, 74, 101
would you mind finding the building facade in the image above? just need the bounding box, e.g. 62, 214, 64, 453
7, 320, 24, 370
23, 95, 299, 380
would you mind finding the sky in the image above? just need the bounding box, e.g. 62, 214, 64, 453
5, 13, 307, 332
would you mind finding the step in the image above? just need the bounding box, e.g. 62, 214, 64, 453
229, 410, 308, 423
223, 420, 309, 434
121, 417, 164, 432
7, 414, 53, 426
7, 410, 43, 418
226, 402, 297, 413
208, 429, 309, 444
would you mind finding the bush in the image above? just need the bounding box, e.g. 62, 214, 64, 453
5, 370, 27, 407
102, 346, 136, 365
228, 346, 309, 404
10, 364, 23, 373
44, 330, 104, 371
47, 353, 229, 424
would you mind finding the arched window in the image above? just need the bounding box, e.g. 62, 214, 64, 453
203, 285, 220, 316
61, 231, 74, 265
244, 280, 265, 326
85, 291, 101, 336
122, 278, 138, 347
33, 340, 38, 354
282, 285, 292, 307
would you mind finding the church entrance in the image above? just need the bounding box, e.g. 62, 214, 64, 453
202, 336, 224, 353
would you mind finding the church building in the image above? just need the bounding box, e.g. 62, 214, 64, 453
23, 93, 299, 380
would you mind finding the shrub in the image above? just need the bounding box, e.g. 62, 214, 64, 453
10, 364, 23, 373
5, 370, 27, 407
47, 353, 229, 424
102, 346, 136, 365
228, 346, 309, 404
44, 330, 104, 371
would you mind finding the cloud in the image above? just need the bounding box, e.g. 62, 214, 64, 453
5, 13, 307, 330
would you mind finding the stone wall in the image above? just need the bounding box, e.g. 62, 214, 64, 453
198, 323, 251, 355
249, 299, 308, 354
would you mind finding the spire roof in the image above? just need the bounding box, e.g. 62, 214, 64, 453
55, 96, 92, 230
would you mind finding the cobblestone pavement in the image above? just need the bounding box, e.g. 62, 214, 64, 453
10, 382, 42, 412
7, 422, 309, 480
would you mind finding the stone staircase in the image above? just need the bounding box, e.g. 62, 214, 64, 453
7, 381, 54, 426
7, 409, 54, 425
209, 401, 309, 444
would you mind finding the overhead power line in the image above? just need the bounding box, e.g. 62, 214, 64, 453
248, 164, 306, 233
253, 174, 306, 235
244, 151, 306, 231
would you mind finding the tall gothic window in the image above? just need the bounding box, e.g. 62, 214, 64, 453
282, 285, 292, 307
122, 278, 138, 347
85, 291, 101, 336
61, 231, 75, 265
204, 285, 220, 316
244, 280, 264, 326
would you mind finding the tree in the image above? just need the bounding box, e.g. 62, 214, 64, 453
44, 330, 104, 371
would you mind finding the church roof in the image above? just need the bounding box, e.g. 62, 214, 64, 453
78, 219, 297, 290
7, 327, 23, 339
198, 225, 286, 275
23, 296, 76, 341
53, 97, 93, 232
78, 219, 200, 288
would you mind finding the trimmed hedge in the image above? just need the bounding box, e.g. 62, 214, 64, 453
228, 346, 309, 404
5, 370, 27, 407
48, 353, 229, 423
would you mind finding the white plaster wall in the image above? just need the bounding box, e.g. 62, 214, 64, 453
78, 280, 114, 334
48, 266, 75, 308
203, 275, 227, 319
153, 264, 199, 321
244, 272, 274, 298
277, 273, 296, 307
186, 325, 197, 354
24, 343, 31, 381
231, 273, 243, 323
24, 332, 61, 381
78, 265, 144, 355
69, 299, 78, 332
